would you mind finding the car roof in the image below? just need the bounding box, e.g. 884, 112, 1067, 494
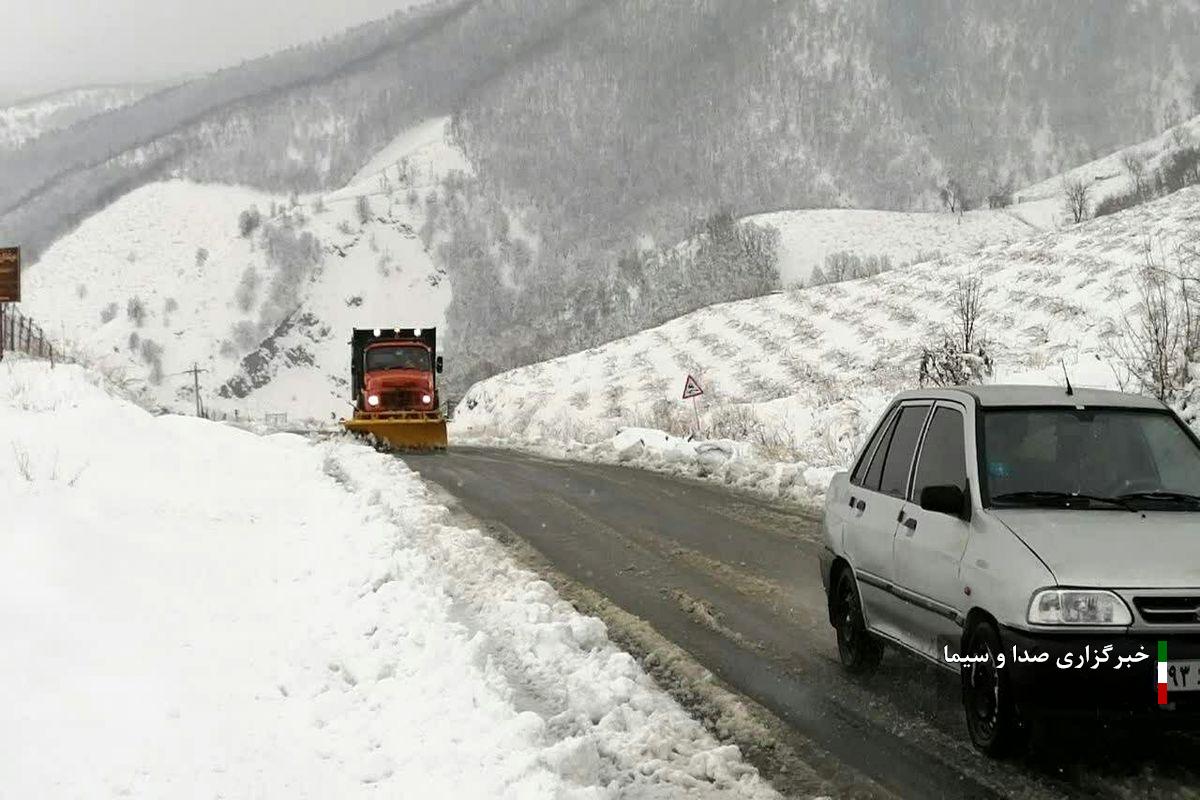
892, 384, 1167, 410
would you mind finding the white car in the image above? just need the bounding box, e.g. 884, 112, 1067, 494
820, 385, 1200, 754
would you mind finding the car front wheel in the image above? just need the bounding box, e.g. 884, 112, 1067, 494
961, 619, 1025, 756
832, 568, 883, 674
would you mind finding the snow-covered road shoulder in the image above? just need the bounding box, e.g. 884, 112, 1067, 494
0, 358, 775, 799
452, 426, 838, 510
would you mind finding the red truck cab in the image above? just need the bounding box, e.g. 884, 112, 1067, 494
360, 341, 437, 412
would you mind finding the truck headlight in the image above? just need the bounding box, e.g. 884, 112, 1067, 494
421, 394, 432, 404
1027, 589, 1132, 626
367, 394, 380, 407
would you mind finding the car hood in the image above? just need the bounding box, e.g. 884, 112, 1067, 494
990, 509, 1200, 588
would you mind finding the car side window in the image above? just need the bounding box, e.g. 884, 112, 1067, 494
862, 411, 900, 491
851, 407, 898, 487
878, 405, 931, 498
911, 406, 967, 501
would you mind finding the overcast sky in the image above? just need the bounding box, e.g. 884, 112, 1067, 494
0, 0, 428, 101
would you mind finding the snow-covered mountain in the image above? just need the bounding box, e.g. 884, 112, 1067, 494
20, 118, 467, 422
454, 185, 1200, 502
0, 85, 154, 151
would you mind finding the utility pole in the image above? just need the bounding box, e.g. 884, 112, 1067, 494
187, 362, 208, 417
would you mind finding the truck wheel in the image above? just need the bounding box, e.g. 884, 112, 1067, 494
832, 569, 883, 675
961, 619, 1025, 756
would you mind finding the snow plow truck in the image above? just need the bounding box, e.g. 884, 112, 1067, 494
340, 327, 448, 451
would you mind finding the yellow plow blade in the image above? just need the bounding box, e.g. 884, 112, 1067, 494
341, 414, 448, 451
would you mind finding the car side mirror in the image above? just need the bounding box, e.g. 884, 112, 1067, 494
435, 356, 443, 374
920, 484, 971, 521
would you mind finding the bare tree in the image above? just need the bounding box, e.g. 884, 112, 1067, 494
1112, 267, 1185, 401
939, 178, 974, 215
356, 195, 372, 226
919, 272, 993, 386
1171, 125, 1192, 150
953, 272, 984, 352
1063, 177, 1091, 224
1110, 238, 1200, 401
1121, 151, 1147, 199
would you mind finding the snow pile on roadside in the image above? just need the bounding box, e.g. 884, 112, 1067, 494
455, 187, 1200, 503
0, 358, 776, 799
455, 425, 840, 507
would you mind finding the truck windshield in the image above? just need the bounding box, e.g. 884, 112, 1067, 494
364, 345, 429, 372
982, 408, 1200, 510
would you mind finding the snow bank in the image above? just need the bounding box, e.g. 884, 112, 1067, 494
0, 359, 775, 799
454, 425, 840, 508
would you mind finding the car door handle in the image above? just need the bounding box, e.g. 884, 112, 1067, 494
902, 517, 918, 534
848, 495, 866, 512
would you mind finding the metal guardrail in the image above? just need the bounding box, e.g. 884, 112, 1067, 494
0, 305, 59, 363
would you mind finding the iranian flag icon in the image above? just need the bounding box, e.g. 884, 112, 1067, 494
1159, 641, 1169, 706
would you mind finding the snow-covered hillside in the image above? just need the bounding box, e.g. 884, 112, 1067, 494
0, 85, 153, 150
0, 357, 775, 798
748, 114, 1200, 287
1008, 113, 1200, 229
749, 207, 1036, 286
455, 186, 1200, 504
21, 117, 466, 422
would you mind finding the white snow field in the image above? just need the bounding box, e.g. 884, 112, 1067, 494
0, 358, 776, 799
20, 117, 464, 423
748, 207, 1036, 286
454, 185, 1200, 506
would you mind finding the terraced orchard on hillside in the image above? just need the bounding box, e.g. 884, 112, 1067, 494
456, 186, 1200, 492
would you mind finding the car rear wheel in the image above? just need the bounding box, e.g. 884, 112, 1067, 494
832, 569, 883, 674
961, 619, 1025, 756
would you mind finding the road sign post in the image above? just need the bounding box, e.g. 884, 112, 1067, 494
0, 247, 18, 363
682, 374, 704, 434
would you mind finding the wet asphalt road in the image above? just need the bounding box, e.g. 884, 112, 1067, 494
403, 447, 1199, 800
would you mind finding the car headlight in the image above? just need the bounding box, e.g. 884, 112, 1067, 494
421, 394, 432, 404
1027, 589, 1133, 626
367, 394, 380, 407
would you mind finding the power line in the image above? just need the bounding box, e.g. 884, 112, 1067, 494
169, 362, 209, 417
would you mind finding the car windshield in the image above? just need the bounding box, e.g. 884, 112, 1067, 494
364, 345, 429, 372
982, 407, 1200, 510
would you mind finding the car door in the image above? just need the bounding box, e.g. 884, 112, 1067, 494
843, 401, 931, 641
892, 401, 972, 659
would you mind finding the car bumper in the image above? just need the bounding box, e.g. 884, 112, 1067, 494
1000, 627, 1200, 720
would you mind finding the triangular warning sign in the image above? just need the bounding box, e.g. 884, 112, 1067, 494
682, 374, 704, 399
